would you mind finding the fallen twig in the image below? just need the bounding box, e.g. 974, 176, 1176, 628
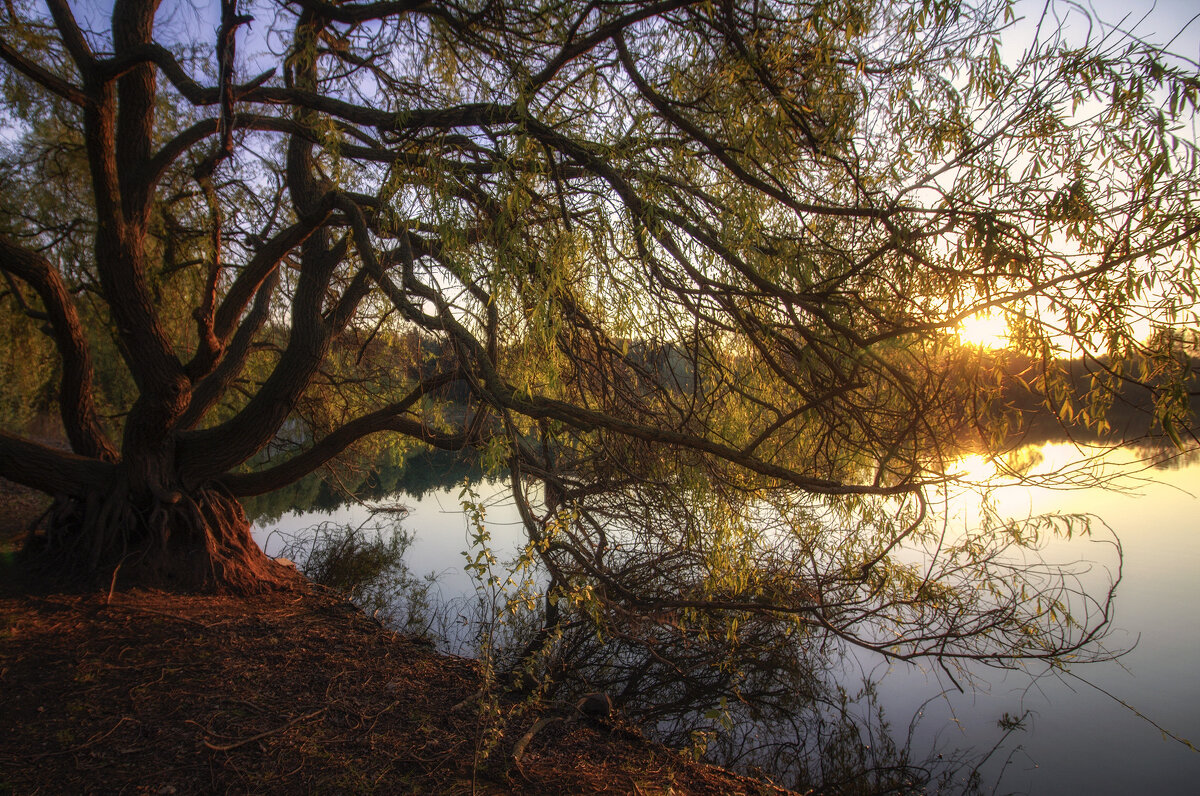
24, 716, 138, 761
104, 602, 213, 630
201, 708, 327, 752
450, 688, 484, 712
512, 715, 562, 767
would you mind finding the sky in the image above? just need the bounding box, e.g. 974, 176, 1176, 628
1086, 0, 1199, 57
63, 0, 1199, 58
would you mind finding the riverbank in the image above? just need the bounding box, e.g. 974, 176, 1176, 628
0, 571, 787, 794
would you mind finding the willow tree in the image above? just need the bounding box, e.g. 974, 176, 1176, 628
0, 0, 1196, 667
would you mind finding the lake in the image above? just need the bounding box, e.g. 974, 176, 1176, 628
872, 444, 1200, 794
252, 442, 1200, 794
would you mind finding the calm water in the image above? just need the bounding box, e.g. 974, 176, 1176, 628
880, 445, 1200, 794
252, 444, 1200, 794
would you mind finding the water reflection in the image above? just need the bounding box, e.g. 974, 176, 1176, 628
872, 443, 1200, 794
244, 447, 497, 523
251, 437, 1200, 794
488, 581, 1005, 794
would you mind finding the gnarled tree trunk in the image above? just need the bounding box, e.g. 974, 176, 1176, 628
14, 436, 296, 593
29, 483, 294, 593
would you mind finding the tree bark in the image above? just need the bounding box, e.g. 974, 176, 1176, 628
0, 433, 113, 496
0, 237, 118, 461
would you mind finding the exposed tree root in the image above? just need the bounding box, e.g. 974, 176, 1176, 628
21, 480, 299, 594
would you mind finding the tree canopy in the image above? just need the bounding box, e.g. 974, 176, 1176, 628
1, 0, 1198, 676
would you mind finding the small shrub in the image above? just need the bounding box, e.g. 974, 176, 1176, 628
276, 518, 440, 640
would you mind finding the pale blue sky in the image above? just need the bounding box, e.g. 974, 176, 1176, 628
1018, 0, 1199, 61
67, 0, 1198, 59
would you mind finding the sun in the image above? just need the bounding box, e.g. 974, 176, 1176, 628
957, 313, 1009, 348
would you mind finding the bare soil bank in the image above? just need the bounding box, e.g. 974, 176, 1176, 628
0, 576, 789, 795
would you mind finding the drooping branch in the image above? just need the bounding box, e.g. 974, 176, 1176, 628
523, 0, 702, 90
353, 199, 916, 498
498, 390, 924, 497
615, 33, 837, 219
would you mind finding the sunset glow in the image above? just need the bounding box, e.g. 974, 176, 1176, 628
957, 313, 1009, 349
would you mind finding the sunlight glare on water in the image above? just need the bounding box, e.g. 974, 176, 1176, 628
896, 442, 1200, 794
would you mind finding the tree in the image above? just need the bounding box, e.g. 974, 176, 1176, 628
0, 0, 1196, 673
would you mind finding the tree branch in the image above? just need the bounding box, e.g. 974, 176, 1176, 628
221, 372, 468, 496
0, 37, 89, 105
0, 431, 112, 495
44, 0, 95, 72
212, 199, 335, 341
146, 114, 301, 198
181, 268, 279, 430
0, 235, 118, 461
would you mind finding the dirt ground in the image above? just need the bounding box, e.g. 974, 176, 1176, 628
0, 482, 791, 795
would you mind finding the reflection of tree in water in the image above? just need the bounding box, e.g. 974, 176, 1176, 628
245, 408, 1199, 521
1144, 445, 1200, 471
486, 578, 995, 794
471, 474, 1108, 794
247, 428, 1125, 792
975, 351, 1200, 457
993, 407, 1199, 459
244, 447, 497, 523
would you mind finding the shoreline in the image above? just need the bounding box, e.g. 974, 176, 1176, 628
0, 572, 788, 794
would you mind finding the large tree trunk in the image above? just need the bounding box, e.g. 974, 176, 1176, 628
22, 458, 296, 594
